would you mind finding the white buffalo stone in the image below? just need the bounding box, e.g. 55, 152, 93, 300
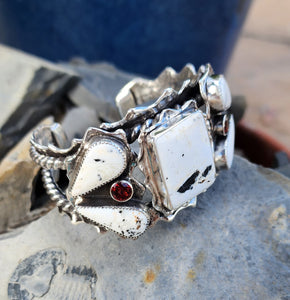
150, 111, 216, 210
224, 115, 235, 169
214, 115, 235, 170
206, 75, 232, 111
71, 141, 127, 196
76, 205, 150, 238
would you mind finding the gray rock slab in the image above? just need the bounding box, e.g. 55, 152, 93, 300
0, 106, 101, 235
0, 117, 53, 234
61, 106, 100, 141
0, 156, 289, 299
64, 62, 135, 122
0, 44, 79, 160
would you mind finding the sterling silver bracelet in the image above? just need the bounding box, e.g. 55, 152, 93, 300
30, 63, 235, 239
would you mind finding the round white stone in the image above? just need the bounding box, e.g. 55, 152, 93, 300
206, 75, 232, 111
71, 142, 127, 196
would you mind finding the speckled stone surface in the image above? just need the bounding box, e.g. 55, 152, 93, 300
0, 156, 289, 299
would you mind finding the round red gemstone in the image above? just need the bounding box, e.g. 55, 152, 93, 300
110, 180, 133, 202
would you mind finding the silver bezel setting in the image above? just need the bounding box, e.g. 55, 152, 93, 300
110, 180, 134, 203
138, 101, 216, 215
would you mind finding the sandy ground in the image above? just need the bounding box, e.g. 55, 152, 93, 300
227, 0, 290, 149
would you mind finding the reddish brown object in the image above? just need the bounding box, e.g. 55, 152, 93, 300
235, 121, 290, 168
110, 181, 133, 202
224, 118, 229, 135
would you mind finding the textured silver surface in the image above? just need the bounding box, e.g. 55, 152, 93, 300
115, 64, 196, 117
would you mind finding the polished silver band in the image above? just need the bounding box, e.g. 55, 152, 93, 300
30, 63, 235, 239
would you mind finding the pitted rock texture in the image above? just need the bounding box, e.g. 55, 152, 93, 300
0, 156, 289, 299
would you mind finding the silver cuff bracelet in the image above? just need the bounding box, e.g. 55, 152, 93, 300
30, 63, 235, 239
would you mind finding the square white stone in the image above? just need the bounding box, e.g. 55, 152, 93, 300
150, 110, 216, 210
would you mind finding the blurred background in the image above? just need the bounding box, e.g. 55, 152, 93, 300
227, 0, 290, 169
0, 0, 289, 169
0, 0, 251, 75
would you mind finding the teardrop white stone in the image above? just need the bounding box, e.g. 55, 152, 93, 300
76, 206, 150, 238
71, 141, 127, 196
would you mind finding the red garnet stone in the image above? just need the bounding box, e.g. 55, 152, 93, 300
224, 116, 229, 135
110, 180, 133, 202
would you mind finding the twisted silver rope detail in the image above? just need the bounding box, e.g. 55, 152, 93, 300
30, 145, 67, 170
41, 169, 82, 223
